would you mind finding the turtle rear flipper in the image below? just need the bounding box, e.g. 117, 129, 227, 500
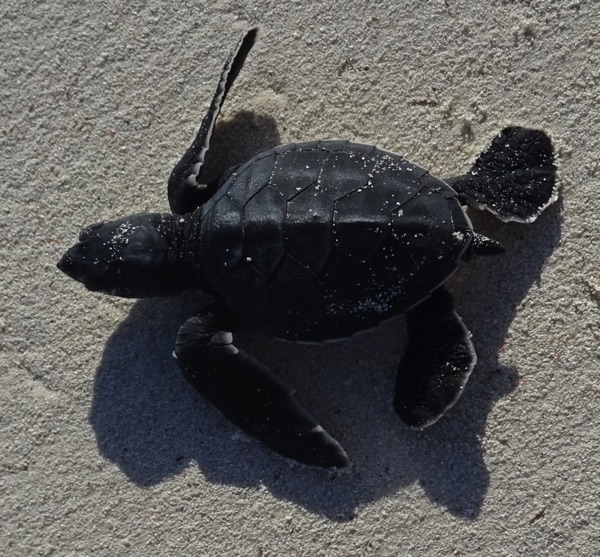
446, 127, 558, 223
175, 307, 350, 468
394, 288, 476, 429
168, 28, 260, 215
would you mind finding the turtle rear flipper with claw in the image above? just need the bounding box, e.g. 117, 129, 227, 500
446, 127, 558, 223
394, 288, 476, 429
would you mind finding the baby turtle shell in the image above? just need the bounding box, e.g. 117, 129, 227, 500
201, 140, 473, 341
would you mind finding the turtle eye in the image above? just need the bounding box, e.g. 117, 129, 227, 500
79, 222, 105, 241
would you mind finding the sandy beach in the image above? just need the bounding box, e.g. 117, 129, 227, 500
2, 1, 599, 555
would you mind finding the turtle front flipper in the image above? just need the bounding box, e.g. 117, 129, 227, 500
168, 28, 260, 215
175, 307, 350, 468
445, 127, 558, 223
394, 288, 476, 429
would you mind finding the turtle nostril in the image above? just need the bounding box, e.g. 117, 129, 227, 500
57, 252, 73, 274
79, 222, 103, 241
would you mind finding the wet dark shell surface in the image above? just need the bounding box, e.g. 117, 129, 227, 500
200, 140, 473, 341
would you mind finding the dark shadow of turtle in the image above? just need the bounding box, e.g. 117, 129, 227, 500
88, 115, 563, 520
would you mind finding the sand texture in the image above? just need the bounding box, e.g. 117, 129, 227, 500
2, 1, 599, 555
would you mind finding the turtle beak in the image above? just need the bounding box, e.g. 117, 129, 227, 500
57, 243, 90, 286
57, 240, 117, 294
56, 250, 72, 275
57, 221, 104, 284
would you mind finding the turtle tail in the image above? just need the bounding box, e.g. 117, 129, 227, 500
445, 127, 558, 223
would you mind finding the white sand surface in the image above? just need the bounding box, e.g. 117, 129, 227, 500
2, 1, 599, 555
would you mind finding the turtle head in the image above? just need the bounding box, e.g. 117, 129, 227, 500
57, 213, 191, 298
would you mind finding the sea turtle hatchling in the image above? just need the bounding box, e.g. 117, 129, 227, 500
58, 28, 558, 468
